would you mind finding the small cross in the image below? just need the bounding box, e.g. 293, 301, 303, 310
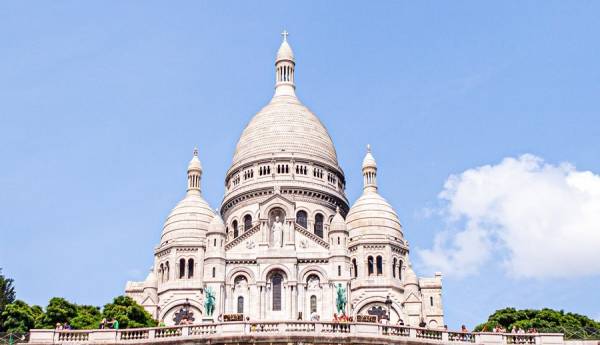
281, 30, 289, 42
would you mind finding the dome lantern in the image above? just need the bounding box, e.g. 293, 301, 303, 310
274, 30, 296, 97
187, 148, 203, 193
362, 144, 378, 192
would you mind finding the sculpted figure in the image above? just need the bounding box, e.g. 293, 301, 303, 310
336, 283, 347, 314
204, 287, 216, 316
271, 216, 283, 247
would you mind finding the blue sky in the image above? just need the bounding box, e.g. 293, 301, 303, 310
1, 1, 599, 328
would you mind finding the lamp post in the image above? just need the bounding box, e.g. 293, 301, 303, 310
385, 295, 393, 321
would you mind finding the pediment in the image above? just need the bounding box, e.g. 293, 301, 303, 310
141, 295, 157, 306
404, 292, 421, 303
259, 192, 296, 218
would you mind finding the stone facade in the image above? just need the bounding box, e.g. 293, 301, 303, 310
125, 33, 444, 328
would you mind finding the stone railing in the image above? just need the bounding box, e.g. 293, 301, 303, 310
27, 322, 565, 345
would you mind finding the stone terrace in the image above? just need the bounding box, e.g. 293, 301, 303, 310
28, 321, 565, 345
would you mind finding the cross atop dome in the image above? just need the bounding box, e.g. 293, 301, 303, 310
275, 31, 296, 96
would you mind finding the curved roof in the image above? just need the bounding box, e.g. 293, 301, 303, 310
346, 191, 404, 239
230, 95, 339, 170
160, 191, 214, 245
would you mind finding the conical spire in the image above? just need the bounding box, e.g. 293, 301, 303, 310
274, 30, 296, 97
362, 144, 377, 192
187, 148, 203, 193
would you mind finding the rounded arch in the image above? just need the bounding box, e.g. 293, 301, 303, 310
242, 213, 253, 231
309, 208, 329, 220
295, 209, 309, 228
226, 267, 257, 285
352, 296, 407, 322
298, 265, 329, 283
159, 298, 204, 321
262, 202, 294, 221
261, 264, 292, 282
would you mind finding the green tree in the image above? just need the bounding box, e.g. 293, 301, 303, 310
70, 305, 102, 329
102, 296, 156, 329
38, 297, 77, 329
474, 307, 600, 339
0, 300, 35, 334
0, 269, 16, 313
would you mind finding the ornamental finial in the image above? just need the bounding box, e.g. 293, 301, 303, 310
193, 147, 198, 157
367, 144, 371, 153
281, 30, 289, 42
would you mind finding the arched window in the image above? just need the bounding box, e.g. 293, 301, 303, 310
398, 260, 403, 280
310, 295, 317, 313
367, 256, 374, 276
237, 296, 244, 314
244, 214, 252, 231
179, 259, 185, 279
430, 296, 434, 307
233, 220, 239, 238
352, 259, 358, 278
213, 238, 216, 247
272, 273, 283, 311
376, 256, 383, 275
165, 262, 170, 281
188, 259, 194, 279
296, 210, 307, 228
212, 267, 216, 278
159, 263, 164, 282
314, 213, 324, 238
338, 265, 341, 276
392, 258, 397, 278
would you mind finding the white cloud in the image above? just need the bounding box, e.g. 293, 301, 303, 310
417, 154, 600, 279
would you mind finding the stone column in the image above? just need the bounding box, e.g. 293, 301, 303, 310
297, 284, 305, 320
286, 284, 292, 319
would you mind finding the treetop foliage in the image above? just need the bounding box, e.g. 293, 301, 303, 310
475, 308, 600, 339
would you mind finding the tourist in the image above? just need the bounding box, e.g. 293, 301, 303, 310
461, 325, 469, 333
63, 322, 71, 330
158, 319, 165, 327
397, 319, 405, 326
310, 311, 319, 322
333, 313, 339, 322
111, 318, 119, 330
55, 323, 63, 330
100, 318, 107, 329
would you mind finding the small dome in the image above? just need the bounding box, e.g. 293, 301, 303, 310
330, 207, 346, 231
347, 191, 403, 239
188, 148, 202, 172
362, 145, 377, 169
160, 192, 214, 245
276, 37, 294, 62
208, 212, 226, 234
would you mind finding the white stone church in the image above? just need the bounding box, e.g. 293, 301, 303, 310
125, 33, 444, 328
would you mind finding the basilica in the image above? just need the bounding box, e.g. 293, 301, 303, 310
125, 34, 444, 328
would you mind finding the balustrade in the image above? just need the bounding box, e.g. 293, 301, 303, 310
505, 334, 537, 344
189, 324, 217, 336
416, 328, 443, 340
448, 331, 476, 343
119, 329, 149, 340
28, 323, 563, 345
382, 325, 410, 337
155, 327, 182, 338
56, 331, 90, 342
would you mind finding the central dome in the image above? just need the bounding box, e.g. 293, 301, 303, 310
231, 95, 339, 170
